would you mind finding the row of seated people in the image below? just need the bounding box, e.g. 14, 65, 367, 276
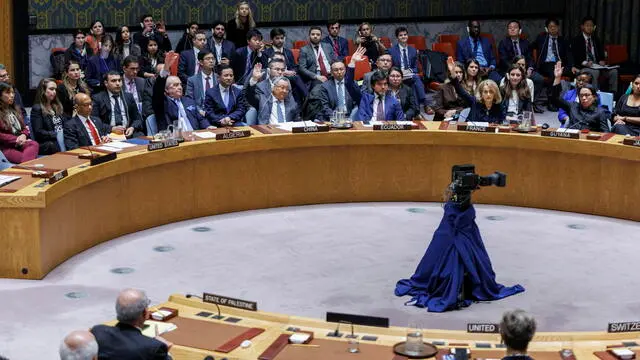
50, 287, 538, 360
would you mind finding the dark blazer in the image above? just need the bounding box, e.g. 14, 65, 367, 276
392, 85, 420, 120
141, 77, 156, 119
533, 33, 572, 68
91, 322, 170, 360
64, 44, 93, 72
298, 43, 337, 82
30, 104, 65, 155
91, 91, 143, 133
498, 37, 533, 73
186, 72, 218, 112
264, 47, 296, 70
114, 43, 142, 64
122, 76, 146, 104
246, 82, 299, 124
139, 54, 165, 77
57, 83, 90, 117
355, 92, 405, 121
204, 84, 247, 125
207, 38, 236, 63
315, 67, 360, 121
456, 36, 497, 68
322, 35, 349, 60
133, 31, 172, 53
152, 75, 209, 131
178, 49, 200, 84
551, 84, 609, 132
232, 47, 269, 83
63, 115, 111, 150
452, 78, 505, 123
570, 34, 606, 68
388, 44, 419, 73
85, 55, 120, 89
175, 33, 194, 54
433, 82, 470, 121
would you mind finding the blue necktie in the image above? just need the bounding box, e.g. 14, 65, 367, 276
402, 48, 410, 70
245, 51, 252, 76
277, 101, 285, 123
223, 88, 229, 111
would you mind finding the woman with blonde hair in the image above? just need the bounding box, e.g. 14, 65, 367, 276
0, 83, 39, 163
58, 60, 91, 117
447, 57, 505, 123
226, 1, 256, 48
31, 78, 66, 154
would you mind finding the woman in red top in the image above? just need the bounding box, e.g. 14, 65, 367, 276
0, 82, 39, 163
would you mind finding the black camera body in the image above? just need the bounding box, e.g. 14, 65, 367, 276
450, 164, 506, 209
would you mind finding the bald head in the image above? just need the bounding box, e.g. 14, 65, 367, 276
59, 330, 98, 360
116, 288, 150, 326
73, 93, 93, 117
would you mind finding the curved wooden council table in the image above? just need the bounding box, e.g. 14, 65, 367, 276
0, 122, 638, 279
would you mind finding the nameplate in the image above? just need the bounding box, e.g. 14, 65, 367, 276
90, 151, 117, 166
48, 169, 68, 184
608, 321, 640, 333
467, 323, 500, 333
622, 138, 640, 147
326, 312, 389, 328
456, 124, 497, 133
373, 123, 413, 131
203, 292, 258, 311
147, 139, 179, 151
291, 125, 330, 133
541, 129, 580, 139
215, 130, 252, 140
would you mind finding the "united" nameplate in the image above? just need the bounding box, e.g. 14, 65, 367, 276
467, 323, 500, 333
147, 139, 179, 151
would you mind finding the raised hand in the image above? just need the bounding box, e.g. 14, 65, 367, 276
446, 56, 456, 77
554, 61, 563, 78
350, 46, 366, 64
252, 63, 263, 82
164, 52, 178, 71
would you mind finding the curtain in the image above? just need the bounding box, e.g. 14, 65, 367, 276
564, 0, 640, 63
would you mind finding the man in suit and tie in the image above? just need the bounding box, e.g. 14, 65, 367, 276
310, 49, 362, 121
322, 21, 349, 61
178, 30, 208, 85
91, 71, 145, 138
533, 18, 573, 111
264, 28, 297, 72
186, 50, 217, 116
246, 64, 299, 124
232, 29, 269, 84
362, 52, 393, 92
64, 93, 113, 150
388, 27, 427, 110
91, 288, 172, 360
498, 20, 545, 113
204, 64, 247, 126
298, 26, 337, 88
570, 16, 618, 93
352, 49, 405, 122
456, 20, 501, 82
207, 21, 235, 66
121, 55, 146, 113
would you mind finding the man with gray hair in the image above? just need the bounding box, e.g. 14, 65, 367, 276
91, 288, 172, 360
59, 330, 98, 360
499, 309, 536, 360
247, 65, 300, 124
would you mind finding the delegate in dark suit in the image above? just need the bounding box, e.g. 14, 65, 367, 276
85, 55, 120, 89
246, 81, 299, 124
570, 33, 617, 91
232, 47, 269, 84
30, 104, 65, 155
388, 44, 427, 105
177, 49, 199, 85
63, 115, 111, 150
264, 47, 297, 71
355, 92, 405, 122
123, 76, 147, 105
207, 38, 236, 63
393, 85, 420, 120
314, 66, 360, 121
203, 85, 248, 126
152, 75, 209, 131
533, 32, 572, 77
91, 322, 170, 360
322, 35, 349, 61
186, 72, 218, 114
497, 37, 533, 74
456, 36, 501, 82
297, 42, 337, 83
91, 91, 144, 136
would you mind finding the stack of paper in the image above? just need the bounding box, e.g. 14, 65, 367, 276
95, 141, 138, 152
0, 175, 20, 187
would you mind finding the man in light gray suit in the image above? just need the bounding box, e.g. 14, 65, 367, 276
186, 50, 217, 117
298, 26, 337, 89
246, 64, 299, 124
361, 52, 393, 93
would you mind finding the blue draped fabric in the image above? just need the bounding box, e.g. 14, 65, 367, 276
395, 202, 525, 312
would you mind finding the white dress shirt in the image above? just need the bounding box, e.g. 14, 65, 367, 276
201, 71, 214, 92
172, 98, 193, 131
109, 93, 128, 127
77, 114, 99, 145
582, 33, 596, 63
371, 94, 386, 122
213, 40, 223, 62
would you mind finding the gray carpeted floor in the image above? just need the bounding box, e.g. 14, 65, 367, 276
1, 202, 637, 360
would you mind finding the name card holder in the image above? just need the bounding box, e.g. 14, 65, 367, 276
148, 139, 179, 151
622, 137, 640, 147
292, 125, 330, 133
587, 133, 603, 140
373, 123, 413, 131
215, 130, 252, 140
456, 124, 498, 133
89, 152, 117, 165
31, 169, 69, 184
608, 321, 640, 333
466, 323, 500, 333
541, 129, 580, 139
203, 292, 258, 311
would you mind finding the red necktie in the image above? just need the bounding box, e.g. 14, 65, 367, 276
333, 39, 339, 56
316, 47, 328, 77
85, 118, 101, 145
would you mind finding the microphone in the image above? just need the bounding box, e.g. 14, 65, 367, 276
541, 123, 550, 129
186, 293, 224, 319
332, 321, 342, 337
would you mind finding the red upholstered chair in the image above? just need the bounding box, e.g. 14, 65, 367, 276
380, 37, 392, 48
605, 44, 635, 90
408, 36, 427, 51
293, 40, 308, 49
432, 42, 455, 58
344, 55, 371, 81
291, 48, 300, 64
438, 34, 460, 54
347, 39, 356, 55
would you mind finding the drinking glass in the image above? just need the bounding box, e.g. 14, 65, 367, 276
405, 320, 424, 355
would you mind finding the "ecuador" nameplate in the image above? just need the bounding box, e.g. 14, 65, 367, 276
541, 129, 580, 139
203, 292, 258, 311
373, 123, 413, 131
215, 130, 252, 140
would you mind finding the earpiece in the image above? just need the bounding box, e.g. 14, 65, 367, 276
544, 26, 549, 33
466, 26, 470, 34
